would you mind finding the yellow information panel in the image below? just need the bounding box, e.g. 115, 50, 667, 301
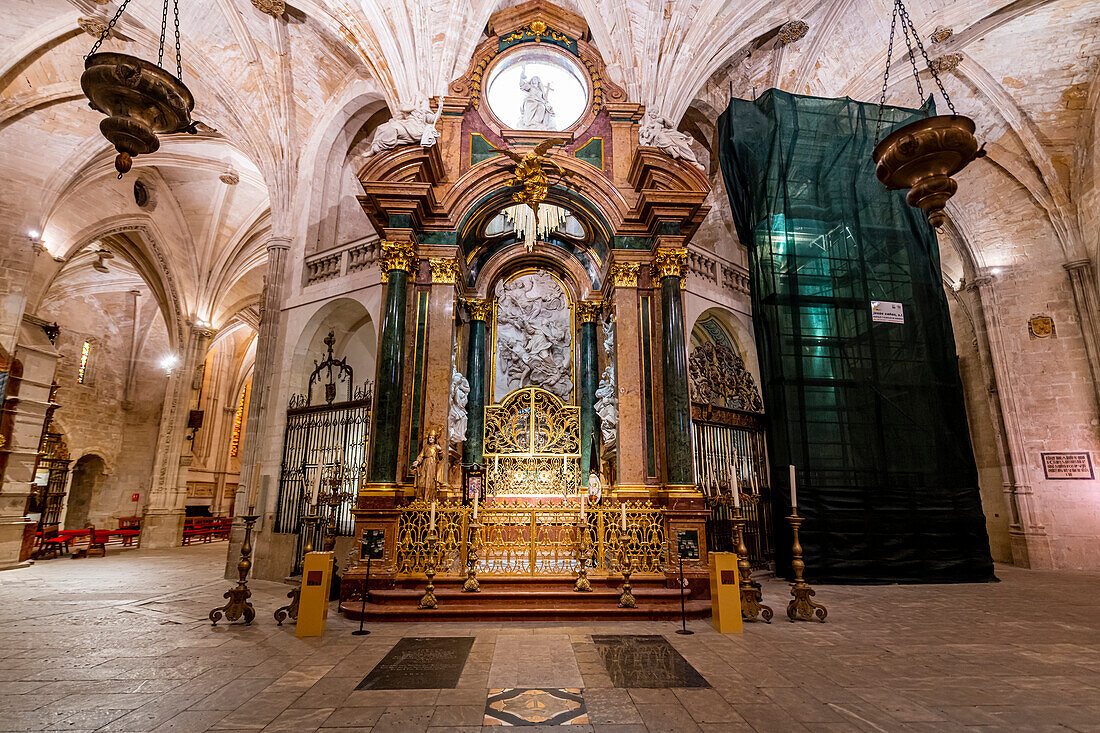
708, 552, 743, 634
296, 551, 334, 638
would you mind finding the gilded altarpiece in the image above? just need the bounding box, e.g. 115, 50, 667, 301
341, 1, 715, 608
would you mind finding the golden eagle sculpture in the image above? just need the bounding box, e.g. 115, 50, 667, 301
491, 138, 576, 228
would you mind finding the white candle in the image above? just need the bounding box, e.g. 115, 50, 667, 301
248, 463, 260, 509
580, 492, 586, 522
789, 464, 797, 510
309, 464, 322, 505
621, 502, 627, 531
430, 501, 436, 532
731, 455, 740, 509
472, 497, 478, 521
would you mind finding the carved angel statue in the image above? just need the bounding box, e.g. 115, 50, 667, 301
362, 98, 444, 158
639, 109, 704, 170
519, 69, 555, 129
594, 315, 619, 452
447, 344, 469, 445
411, 428, 447, 502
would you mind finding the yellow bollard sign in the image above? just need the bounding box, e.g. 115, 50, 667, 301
708, 552, 743, 634
296, 551, 334, 638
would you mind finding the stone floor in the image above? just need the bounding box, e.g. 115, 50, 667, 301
0, 544, 1098, 732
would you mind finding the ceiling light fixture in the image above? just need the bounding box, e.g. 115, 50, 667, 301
870, 0, 984, 229
80, 0, 197, 177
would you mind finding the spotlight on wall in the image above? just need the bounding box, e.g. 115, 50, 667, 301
28, 230, 40, 239
161, 354, 180, 371
990, 267, 1002, 277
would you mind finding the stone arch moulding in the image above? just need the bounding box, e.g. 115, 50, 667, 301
39, 219, 187, 352
299, 81, 389, 254
288, 296, 377, 400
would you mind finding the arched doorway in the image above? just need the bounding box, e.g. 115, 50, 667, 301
66, 455, 106, 530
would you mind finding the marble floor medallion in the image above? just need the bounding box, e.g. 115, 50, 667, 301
484, 688, 588, 726
356, 637, 474, 690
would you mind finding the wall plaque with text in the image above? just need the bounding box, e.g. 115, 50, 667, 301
1041, 452, 1094, 480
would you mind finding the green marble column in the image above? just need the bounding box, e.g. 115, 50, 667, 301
657, 252, 693, 486
369, 242, 416, 484
462, 299, 491, 467
578, 301, 602, 487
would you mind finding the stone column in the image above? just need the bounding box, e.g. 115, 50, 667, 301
462, 298, 491, 467
608, 263, 645, 488
958, 278, 1018, 527
368, 241, 417, 485
224, 237, 289, 573
142, 324, 213, 548
577, 301, 602, 485
972, 272, 1052, 568
653, 249, 693, 488
1064, 259, 1100, 412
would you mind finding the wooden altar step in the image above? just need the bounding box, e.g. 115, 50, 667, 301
339, 576, 712, 621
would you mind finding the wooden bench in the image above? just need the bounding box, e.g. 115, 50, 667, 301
34, 525, 72, 559
182, 517, 232, 545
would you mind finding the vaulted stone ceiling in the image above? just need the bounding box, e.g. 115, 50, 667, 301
1, 0, 1097, 336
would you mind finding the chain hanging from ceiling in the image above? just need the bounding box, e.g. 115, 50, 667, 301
80, 0, 197, 177
870, 0, 984, 229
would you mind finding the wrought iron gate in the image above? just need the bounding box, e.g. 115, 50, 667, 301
274, 332, 373, 574
689, 341, 774, 568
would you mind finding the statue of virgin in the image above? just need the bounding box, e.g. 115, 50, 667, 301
411, 429, 446, 502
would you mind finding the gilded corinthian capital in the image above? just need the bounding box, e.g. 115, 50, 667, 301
651, 248, 687, 280
428, 257, 460, 285
576, 300, 603, 323
608, 262, 640, 288
378, 240, 418, 275
464, 298, 492, 322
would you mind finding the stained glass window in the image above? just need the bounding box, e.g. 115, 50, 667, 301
77, 340, 90, 384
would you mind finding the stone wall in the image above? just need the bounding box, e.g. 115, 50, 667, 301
37, 289, 170, 529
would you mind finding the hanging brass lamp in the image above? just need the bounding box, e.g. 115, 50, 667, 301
870, 0, 983, 228
80, 0, 196, 177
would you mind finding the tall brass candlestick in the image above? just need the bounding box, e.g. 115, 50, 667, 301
574, 515, 592, 592
463, 519, 482, 593
617, 547, 637, 608
210, 511, 259, 625
787, 513, 827, 622
734, 508, 773, 623
419, 530, 439, 609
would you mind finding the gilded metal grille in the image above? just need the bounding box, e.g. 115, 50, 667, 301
483, 387, 580, 496
393, 499, 667, 577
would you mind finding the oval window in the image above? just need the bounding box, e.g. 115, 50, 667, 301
485, 47, 589, 131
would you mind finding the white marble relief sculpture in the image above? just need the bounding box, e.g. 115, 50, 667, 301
362, 98, 443, 158
494, 271, 573, 401
639, 109, 704, 170
519, 70, 555, 129
594, 314, 618, 453
448, 343, 469, 446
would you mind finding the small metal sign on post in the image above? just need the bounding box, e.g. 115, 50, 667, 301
353, 529, 385, 636
675, 529, 699, 635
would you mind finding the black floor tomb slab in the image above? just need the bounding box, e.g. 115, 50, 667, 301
356, 637, 475, 690
590, 635, 710, 688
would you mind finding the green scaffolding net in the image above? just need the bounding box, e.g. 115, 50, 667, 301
718, 90, 994, 583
